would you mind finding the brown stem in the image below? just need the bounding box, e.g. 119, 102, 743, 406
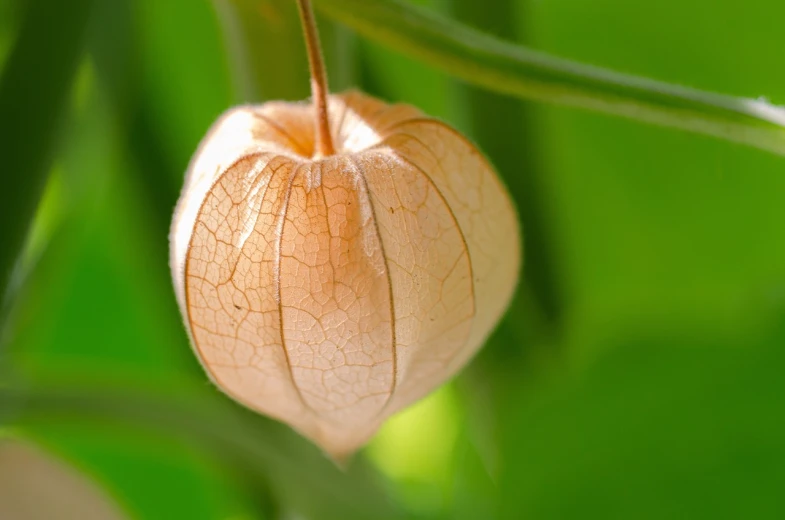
297, 0, 335, 157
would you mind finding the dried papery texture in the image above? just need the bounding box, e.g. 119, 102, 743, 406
170, 90, 520, 458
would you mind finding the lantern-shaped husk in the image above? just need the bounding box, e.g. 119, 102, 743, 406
170, 91, 520, 458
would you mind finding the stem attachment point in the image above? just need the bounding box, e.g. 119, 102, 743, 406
297, 0, 336, 157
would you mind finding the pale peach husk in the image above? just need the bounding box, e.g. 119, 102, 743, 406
170, 90, 520, 458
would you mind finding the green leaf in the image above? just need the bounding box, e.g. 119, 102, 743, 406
314, 0, 785, 156
0, 0, 94, 322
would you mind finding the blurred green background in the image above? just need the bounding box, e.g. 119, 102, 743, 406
2, 0, 785, 518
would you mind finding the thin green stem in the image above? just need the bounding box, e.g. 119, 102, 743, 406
315, 0, 785, 156
297, 0, 336, 157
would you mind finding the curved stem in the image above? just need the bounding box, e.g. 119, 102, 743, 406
315, 0, 785, 157
297, 0, 335, 157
